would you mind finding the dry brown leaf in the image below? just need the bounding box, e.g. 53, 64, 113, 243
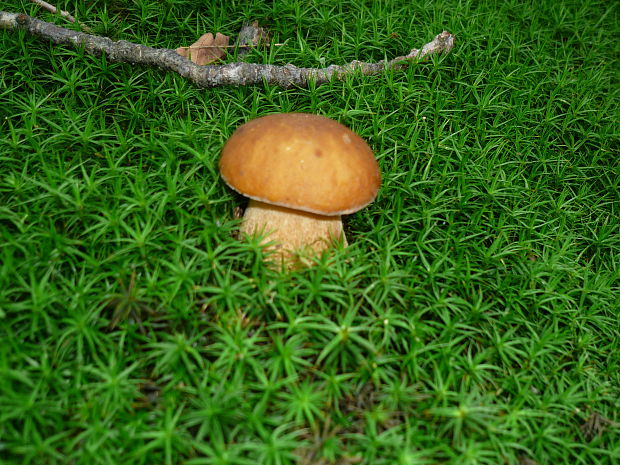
176, 32, 229, 65
235, 21, 270, 58
580, 411, 619, 441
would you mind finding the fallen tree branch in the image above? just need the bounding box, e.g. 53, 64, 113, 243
0, 11, 455, 88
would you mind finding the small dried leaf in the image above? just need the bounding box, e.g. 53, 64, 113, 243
237, 21, 270, 47
176, 32, 230, 65
235, 21, 270, 57
580, 411, 618, 441
517, 455, 539, 465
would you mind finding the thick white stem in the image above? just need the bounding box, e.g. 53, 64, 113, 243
239, 199, 347, 265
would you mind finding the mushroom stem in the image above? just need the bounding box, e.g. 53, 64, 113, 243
239, 199, 347, 263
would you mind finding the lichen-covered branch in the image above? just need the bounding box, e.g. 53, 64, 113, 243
0, 11, 455, 88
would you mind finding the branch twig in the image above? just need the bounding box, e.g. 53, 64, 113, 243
29, 0, 93, 33
30, 0, 76, 23
0, 11, 455, 88
176, 43, 285, 50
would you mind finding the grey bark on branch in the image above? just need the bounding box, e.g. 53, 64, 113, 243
0, 11, 456, 88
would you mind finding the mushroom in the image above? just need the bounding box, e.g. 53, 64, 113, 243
219, 113, 381, 265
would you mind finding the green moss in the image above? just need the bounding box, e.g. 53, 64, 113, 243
0, 0, 618, 464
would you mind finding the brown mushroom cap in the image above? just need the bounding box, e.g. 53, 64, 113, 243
219, 113, 381, 215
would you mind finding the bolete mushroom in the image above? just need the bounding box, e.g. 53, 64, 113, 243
219, 113, 381, 265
